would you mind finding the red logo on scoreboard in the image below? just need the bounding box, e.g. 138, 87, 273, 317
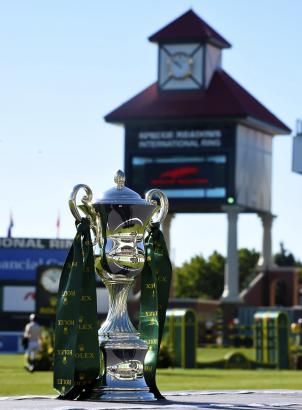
24, 292, 35, 301
151, 166, 208, 186
160, 166, 199, 179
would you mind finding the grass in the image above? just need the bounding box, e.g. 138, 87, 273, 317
0, 350, 301, 396
0, 355, 53, 396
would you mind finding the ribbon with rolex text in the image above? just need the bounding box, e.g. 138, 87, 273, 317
53, 218, 100, 399
139, 222, 172, 400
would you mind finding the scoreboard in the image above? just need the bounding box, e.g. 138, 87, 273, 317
125, 125, 236, 213
125, 123, 272, 213
131, 154, 227, 199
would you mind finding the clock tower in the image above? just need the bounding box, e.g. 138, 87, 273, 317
105, 10, 290, 315
150, 10, 231, 90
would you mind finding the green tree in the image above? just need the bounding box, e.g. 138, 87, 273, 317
274, 242, 296, 267
238, 248, 260, 290
175, 251, 224, 299
174, 254, 208, 299
273, 243, 302, 282
205, 251, 225, 298
175, 248, 260, 300
175, 245, 302, 300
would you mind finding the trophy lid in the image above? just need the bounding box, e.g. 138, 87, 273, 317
94, 170, 153, 205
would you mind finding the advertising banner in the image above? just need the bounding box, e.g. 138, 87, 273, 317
0, 332, 23, 353
0, 238, 72, 281
2, 286, 35, 312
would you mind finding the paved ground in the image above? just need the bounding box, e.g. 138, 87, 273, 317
1, 391, 302, 410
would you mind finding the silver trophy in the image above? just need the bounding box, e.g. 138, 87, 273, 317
69, 170, 168, 401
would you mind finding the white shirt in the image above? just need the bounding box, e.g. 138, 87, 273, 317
24, 322, 41, 342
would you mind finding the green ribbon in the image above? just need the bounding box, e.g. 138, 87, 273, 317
53, 218, 100, 399
139, 222, 172, 399
54, 217, 171, 400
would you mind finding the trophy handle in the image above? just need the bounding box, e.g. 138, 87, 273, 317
145, 189, 169, 225
69, 184, 100, 245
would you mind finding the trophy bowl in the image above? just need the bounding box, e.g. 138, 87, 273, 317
68, 170, 168, 401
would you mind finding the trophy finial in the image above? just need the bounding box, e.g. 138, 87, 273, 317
114, 170, 125, 190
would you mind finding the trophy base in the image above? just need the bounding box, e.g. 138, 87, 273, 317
78, 336, 158, 402
78, 384, 157, 402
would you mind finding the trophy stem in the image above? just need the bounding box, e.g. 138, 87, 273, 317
99, 278, 137, 338
80, 275, 156, 402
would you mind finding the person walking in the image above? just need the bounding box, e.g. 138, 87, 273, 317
23, 313, 41, 370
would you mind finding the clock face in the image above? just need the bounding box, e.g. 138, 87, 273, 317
40, 267, 61, 293
159, 43, 204, 90
167, 52, 193, 80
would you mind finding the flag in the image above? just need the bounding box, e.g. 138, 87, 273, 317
7, 213, 14, 238
56, 213, 61, 238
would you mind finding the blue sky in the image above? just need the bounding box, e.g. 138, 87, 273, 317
0, 0, 301, 266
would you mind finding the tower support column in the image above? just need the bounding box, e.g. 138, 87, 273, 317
221, 205, 242, 303
258, 212, 275, 270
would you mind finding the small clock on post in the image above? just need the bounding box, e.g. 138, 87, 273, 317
40, 267, 61, 293
36, 265, 62, 316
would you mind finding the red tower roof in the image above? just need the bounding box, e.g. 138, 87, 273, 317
149, 9, 231, 49
105, 70, 290, 135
